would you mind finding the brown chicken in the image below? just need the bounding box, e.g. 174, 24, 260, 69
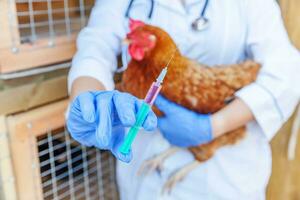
119, 19, 261, 193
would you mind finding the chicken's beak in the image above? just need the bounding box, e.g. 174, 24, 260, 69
122, 38, 132, 45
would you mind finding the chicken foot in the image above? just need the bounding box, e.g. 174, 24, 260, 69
162, 160, 200, 194
138, 147, 180, 176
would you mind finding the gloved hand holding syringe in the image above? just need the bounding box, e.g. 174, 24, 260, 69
119, 67, 168, 154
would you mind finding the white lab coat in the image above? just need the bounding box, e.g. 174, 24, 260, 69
69, 0, 300, 199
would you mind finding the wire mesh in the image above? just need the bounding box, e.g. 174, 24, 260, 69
37, 127, 119, 200
8, 0, 94, 48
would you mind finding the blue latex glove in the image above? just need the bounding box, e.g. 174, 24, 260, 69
67, 90, 157, 163
155, 95, 213, 147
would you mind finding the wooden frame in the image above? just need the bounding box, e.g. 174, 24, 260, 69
0, 36, 76, 73
0, 0, 95, 73
0, 0, 20, 50
266, 112, 300, 200
6, 100, 68, 200
0, 116, 17, 200
279, 0, 300, 49
0, 73, 68, 115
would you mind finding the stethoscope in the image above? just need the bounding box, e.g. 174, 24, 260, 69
125, 0, 210, 31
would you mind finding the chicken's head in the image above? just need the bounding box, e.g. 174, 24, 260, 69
125, 19, 157, 61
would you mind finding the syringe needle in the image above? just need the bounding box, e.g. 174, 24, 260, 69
165, 48, 177, 68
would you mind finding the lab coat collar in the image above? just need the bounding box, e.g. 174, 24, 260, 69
154, 0, 185, 14
154, 0, 202, 15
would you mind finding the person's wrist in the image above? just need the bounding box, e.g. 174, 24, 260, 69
70, 76, 106, 100
211, 113, 225, 138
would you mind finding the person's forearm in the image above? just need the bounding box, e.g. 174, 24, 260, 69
70, 76, 106, 100
211, 98, 254, 138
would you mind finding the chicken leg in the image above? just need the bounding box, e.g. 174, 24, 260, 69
162, 160, 200, 194
138, 147, 180, 176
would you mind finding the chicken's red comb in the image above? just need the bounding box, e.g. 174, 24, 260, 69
129, 18, 145, 31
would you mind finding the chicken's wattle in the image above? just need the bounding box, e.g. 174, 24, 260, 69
128, 44, 145, 61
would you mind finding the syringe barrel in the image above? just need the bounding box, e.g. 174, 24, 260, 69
119, 102, 151, 154
144, 82, 162, 105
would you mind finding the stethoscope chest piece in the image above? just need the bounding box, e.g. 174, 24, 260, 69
192, 17, 209, 31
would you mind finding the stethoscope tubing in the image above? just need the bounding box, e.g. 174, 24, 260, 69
125, 0, 155, 18
201, 0, 209, 17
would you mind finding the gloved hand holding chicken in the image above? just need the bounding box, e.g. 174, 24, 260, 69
155, 95, 213, 147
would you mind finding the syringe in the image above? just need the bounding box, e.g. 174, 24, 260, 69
119, 67, 168, 155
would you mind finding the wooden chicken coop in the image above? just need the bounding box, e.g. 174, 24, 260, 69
0, 0, 94, 73
0, 100, 119, 200
0, 0, 120, 199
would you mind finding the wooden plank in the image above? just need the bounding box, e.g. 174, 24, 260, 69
279, 0, 289, 21
7, 100, 68, 200
0, 76, 68, 115
8, 120, 43, 200
0, 0, 11, 48
266, 112, 300, 200
7, 100, 68, 138
279, 0, 300, 49
0, 0, 20, 49
0, 40, 76, 73
0, 116, 17, 200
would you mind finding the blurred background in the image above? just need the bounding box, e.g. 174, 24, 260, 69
0, 0, 299, 200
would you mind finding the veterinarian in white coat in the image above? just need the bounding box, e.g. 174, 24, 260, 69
67, 0, 300, 199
